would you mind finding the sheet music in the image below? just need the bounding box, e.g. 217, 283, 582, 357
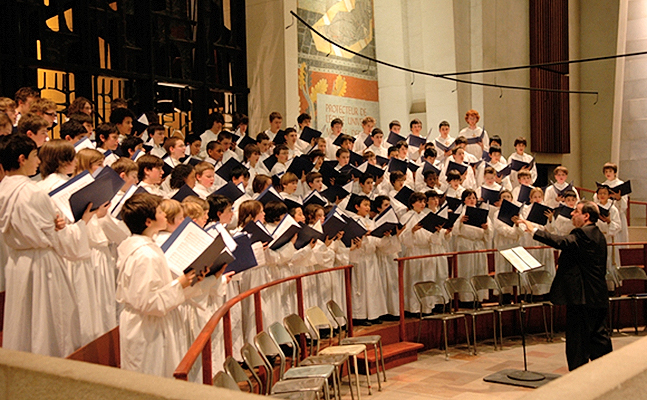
163, 222, 214, 277
251, 241, 266, 267
511, 246, 543, 269
50, 173, 95, 222
499, 248, 532, 272
499, 246, 542, 272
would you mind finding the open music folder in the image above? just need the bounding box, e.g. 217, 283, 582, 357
499, 246, 542, 273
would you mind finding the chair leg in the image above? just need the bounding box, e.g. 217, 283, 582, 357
362, 349, 372, 395
492, 313, 497, 350
499, 311, 503, 350
373, 346, 382, 391
417, 318, 423, 344
324, 379, 331, 400
464, 317, 472, 356
633, 297, 639, 334
353, 356, 361, 400
472, 315, 478, 355
346, 359, 354, 400
541, 305, 549, 342
442, 320, 449, 360
379, 340, 387, 382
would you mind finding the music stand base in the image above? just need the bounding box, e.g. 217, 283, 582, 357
507, 370, 546, 381
484, 369, 561, 389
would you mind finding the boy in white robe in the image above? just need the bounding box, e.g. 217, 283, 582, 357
544, 165, 580, 208
117, 192, 208, 377
0, 134, 98, 357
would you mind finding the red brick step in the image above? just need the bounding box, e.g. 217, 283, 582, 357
356, 341, 423, 374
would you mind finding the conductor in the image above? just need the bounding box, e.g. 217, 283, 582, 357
520, 200, 612, 371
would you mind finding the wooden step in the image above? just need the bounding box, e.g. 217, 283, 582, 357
355, 341, 423, 374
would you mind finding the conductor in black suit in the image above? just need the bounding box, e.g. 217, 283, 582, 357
521, 200, 612, 371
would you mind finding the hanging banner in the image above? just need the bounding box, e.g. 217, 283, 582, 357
297, 0, 379, 135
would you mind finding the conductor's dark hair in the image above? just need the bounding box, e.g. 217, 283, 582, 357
264, 200, 288, 224
579, 200, 599, 223
109, 107, 135, 125
170, 164, 194, 189
121, 193, 163, 235
207, 194, 233, 223
0, 134, 36, 171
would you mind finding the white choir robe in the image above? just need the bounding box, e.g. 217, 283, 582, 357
245, 161, 271, 196
193, 182, 213, 200
400, 209, 451, 312
508, 152, 538, 188
0, 232, 7, 292
544, 182, 580, 209
150, 143, 166, 158
0, 175, 90, 357
325, 134, 341, 161
440, 156, 477, 190
116, 235, 211, 377
492, 210, 526, 293
366, 144, 388, 158
388, 189, 410, 220
87, 215, 119, 335
593, 178, 629, 248
329, 240, 350, 321
458, 126, 489, 160
348, 216, 388, 320
596, 201, 621, 271
309, 235, 337, 314
519, 204, 556, 294
138, 181, 163, 196
376, 229, 404, 316
199, 129, 219, 159
452, 208, 494, 301
38, 173, 105, 346
433, 135, 456, 164
353, 131, 370, 154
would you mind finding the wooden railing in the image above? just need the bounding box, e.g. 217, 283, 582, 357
173, 265, 354, 383
576, 186, 647, 227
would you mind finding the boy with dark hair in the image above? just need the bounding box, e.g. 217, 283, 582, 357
0, 133, 97, 357
137, 154, 165, 195
109, 108, 136, 140
204, 140, 224, 167
60, 120, 89, 143
147, 124, 167, 158
200, 112, 225, 158
121, 135, 144, 160
17, 113, 49, 147
265, 112, 283, 143
117, 192, 203, 377
325, 118, 344, 160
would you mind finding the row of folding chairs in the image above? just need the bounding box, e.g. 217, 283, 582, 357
413, 270, 555, 359
214, 302, 387, 400
607, 266, 647, 334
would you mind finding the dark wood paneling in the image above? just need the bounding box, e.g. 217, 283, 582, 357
530, 0, 570, 153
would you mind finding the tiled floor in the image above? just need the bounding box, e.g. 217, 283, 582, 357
337, 330, 644, 400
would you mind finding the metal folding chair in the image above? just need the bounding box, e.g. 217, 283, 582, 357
326, 299, 386, 389
213, 371, 241, 391
255, 331, 331, 400
223, 356, 255, 393
470, 274, 521, 349
444, 277, 497, 354
413, 281, 471, 360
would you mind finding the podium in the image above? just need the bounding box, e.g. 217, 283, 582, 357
483, 246, 561, 388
